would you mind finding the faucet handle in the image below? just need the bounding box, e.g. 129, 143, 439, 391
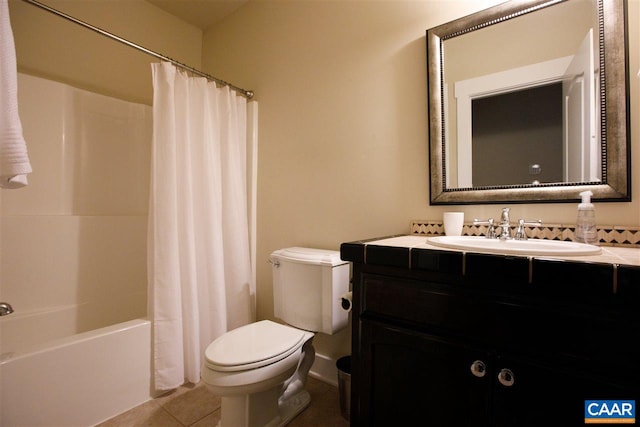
514, 219, 542, 240
0, 302, 14, 316
473, 218, 497, 239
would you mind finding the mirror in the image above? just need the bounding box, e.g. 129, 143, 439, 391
427, 0, 630, 204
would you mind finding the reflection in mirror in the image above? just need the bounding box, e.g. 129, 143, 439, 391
427, 0, 630, 204
470, 83, 565, 187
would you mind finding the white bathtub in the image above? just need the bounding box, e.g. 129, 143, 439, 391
0, 310, 152, 427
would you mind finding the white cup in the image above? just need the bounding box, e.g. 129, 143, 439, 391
443, 212, 464, 236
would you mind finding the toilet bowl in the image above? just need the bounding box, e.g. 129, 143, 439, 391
201, 247, 351, 427
203, 320, 314, 395
202, 320, 315, 427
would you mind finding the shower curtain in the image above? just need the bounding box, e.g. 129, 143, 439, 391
148, 62, 254, 391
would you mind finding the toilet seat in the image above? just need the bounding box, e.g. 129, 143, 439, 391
205, 320, 308, 372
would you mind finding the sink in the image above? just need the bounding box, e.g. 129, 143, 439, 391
427, 236, 602, 256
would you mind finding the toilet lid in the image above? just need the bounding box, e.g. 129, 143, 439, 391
204, 320, 308, 372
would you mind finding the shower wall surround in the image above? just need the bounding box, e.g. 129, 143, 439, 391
0, 73, 150, 334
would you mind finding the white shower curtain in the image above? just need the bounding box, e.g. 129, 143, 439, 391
148, 62, 254, 391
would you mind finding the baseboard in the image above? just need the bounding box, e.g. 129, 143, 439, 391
309, 352, 339, 387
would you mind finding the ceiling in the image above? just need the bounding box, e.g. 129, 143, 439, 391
145, 0, 249, 30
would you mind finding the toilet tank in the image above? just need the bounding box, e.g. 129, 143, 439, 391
271, 247, 350, 335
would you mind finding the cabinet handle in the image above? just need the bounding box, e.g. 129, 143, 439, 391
497, 368, 515, 387
470, 360, 486, 378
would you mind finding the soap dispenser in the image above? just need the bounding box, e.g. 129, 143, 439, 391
575, 190, 598, 245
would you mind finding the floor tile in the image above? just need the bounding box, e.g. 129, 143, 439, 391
98, 375, 344, 427
190, 410, 222, 427
288, 378, 350, 427
160, 383, 221, 426
96, 400, 182, 427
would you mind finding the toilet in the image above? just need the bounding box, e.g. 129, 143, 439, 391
201, 247, 350, 427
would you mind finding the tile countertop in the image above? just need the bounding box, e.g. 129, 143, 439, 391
343, 235, 640, 267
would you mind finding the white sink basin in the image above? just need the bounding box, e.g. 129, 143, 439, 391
427, 235, 602, 256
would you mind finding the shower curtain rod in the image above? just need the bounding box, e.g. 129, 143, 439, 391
20, 0, 254, 99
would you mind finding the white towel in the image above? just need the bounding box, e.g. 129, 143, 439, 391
1, 0, 31, 189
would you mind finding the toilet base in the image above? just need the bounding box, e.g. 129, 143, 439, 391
277, 390, 311, 426
216, 390, 310, 427
208, 334, 316, 427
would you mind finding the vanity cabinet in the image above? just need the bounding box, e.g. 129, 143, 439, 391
341, 244, 640, 427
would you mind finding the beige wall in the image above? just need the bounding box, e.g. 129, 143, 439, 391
9, 0, 202, 104
202, 0, 640, 360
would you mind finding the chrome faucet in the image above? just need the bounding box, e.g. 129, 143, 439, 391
499, 207, 512, 240
475, 208, 541, 240
0, 302, 14, 316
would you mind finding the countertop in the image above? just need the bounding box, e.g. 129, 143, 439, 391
340, 234, 640, 299
358, 234, 640, 267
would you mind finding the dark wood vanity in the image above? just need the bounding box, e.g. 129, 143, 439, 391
340, 237, 640, 426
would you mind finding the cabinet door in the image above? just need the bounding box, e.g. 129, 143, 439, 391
359, 320, 490, 426
491, 354, 634, 427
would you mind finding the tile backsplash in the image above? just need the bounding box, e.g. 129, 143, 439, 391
411, 221, 640, 248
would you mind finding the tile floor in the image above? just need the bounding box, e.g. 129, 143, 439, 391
96, 376, 349, 427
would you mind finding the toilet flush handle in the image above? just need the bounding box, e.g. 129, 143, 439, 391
268, 258, 280, 267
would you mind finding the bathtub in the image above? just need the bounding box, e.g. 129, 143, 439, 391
0, 307, 152, 427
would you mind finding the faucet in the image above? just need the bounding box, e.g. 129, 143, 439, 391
475, 208, 542, 240
0, 302, 14, 316
499, 207, 511, 240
